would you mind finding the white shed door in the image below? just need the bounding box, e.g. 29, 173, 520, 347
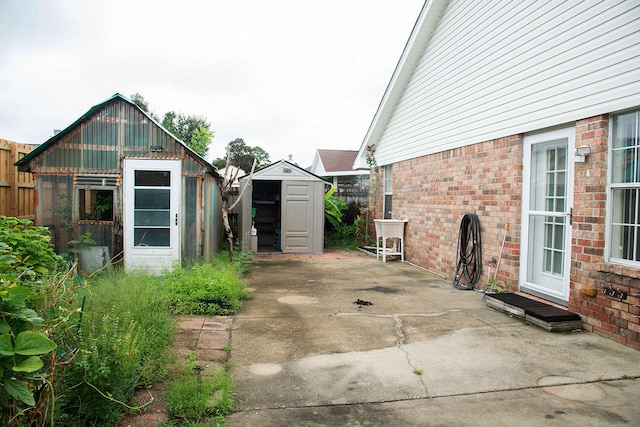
124, 159, 181, 274
281, 181, 314, 253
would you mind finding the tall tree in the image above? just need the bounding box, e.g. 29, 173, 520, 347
161, 111, 213, 157
188, 125, 214, 158
129, 92, 162, 121
213, 138, 270, 171
129, 93, 214, 157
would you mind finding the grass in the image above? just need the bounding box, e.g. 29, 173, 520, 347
87, 270, 175, 384
159, 351, 233, 426
62, 252, 250, 425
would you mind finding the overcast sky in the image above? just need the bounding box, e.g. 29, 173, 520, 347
0, 0, 424, 167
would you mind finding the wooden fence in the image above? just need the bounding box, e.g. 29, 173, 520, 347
0, 139, 35, 219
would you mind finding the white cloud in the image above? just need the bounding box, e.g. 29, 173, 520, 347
0, 0, 424, 166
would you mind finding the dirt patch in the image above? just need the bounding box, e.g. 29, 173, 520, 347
353, 299, 373, 308
118, 385, 168, 427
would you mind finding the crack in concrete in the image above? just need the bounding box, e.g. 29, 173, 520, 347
236, 376, 640, 412
333, 311, 433, 394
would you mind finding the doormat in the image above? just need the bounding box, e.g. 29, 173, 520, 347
485, 293, 581, 332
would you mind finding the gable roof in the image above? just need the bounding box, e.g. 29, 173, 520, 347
354, 0, 640, 169
240, 159, 331, 184
15, 93, 217, 174
310, 149, 369, 177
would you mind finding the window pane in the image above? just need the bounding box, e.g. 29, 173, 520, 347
384, 195, 393, 219
556, 172, 565, 197
134, 228, 170, 247
135, 170, 171, 187
384, 165, 393, 193
135, 189, 170, 209
554, 221, 564, 250
613, 111, 637, 149
556, 147, 566, 169
134, 211, 170, 226
553, 250, 563, 275
611, 188, 640, 261
547, 173, 555, 197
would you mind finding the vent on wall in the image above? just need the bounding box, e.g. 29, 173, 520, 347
74, 175, 121, 187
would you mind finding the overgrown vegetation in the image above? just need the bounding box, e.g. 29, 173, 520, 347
163, 351, 233, 425
164, 253, 252, 315
0, 216, 251, 426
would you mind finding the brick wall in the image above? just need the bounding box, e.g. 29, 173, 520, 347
569, 115, 640, 349
369, 116, 640, 350
372, 135, 524, 286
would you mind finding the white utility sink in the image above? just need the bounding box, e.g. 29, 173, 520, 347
374, 219, 408, 262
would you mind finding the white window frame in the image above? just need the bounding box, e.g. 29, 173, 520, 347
383, 164, 392, 219
606, 109, 640, 267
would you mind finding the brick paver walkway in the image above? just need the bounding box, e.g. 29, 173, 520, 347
254, 248, 370, 261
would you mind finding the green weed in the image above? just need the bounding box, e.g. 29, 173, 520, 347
166, 355, 234, 423
164, 257, 251, 315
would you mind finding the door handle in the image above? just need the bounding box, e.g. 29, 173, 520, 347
566, 208, 572, 225
175, 213, 178, 225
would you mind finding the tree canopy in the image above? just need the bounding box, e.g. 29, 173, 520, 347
213, 138, 271, 171
129, 93, 213, 158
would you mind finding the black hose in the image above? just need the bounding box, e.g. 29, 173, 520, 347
453, 213, 482, 290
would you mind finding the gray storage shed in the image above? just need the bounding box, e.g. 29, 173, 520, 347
239, 160, 329, 254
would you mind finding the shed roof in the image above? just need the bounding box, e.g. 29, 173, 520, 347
240, 159, 331, 183
15, 93, 217, 175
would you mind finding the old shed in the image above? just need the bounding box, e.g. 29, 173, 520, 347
239, 160, 329, 254
15, 93, 221, 273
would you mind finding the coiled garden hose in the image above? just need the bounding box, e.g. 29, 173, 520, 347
453, 213, 482, 290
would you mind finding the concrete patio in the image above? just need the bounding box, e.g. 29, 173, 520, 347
220, 250, 640, 426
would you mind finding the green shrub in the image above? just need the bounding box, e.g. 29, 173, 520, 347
164, 258, 251, 316
55, 271, 174, 426
325, 222, 359, 249
0, 216, 64, 426
324, 186, 348, 230
0, 216, 63, 279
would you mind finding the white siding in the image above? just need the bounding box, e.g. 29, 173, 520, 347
375, 0, 640, 166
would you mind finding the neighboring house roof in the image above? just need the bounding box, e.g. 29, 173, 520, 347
354, 0, 640, 169
310, 149, 370, 177
218, 165, 246, 187
15, 93, 217, 175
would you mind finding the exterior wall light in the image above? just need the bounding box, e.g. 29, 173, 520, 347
575, 145, 591, 162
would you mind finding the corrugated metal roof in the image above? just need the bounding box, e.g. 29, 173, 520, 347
14, 93, 217, 176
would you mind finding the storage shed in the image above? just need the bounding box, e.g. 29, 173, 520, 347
15, 93, 222, 274
239, 160, 329, 254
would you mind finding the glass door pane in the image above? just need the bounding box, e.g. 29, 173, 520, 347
133, 171, 171, 247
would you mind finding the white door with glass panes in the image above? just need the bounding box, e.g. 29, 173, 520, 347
520, 128, 574, 303
124, 159, 181, 274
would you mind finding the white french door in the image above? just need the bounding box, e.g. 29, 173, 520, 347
521, 128, 574, 303
124, 159, 181, 274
